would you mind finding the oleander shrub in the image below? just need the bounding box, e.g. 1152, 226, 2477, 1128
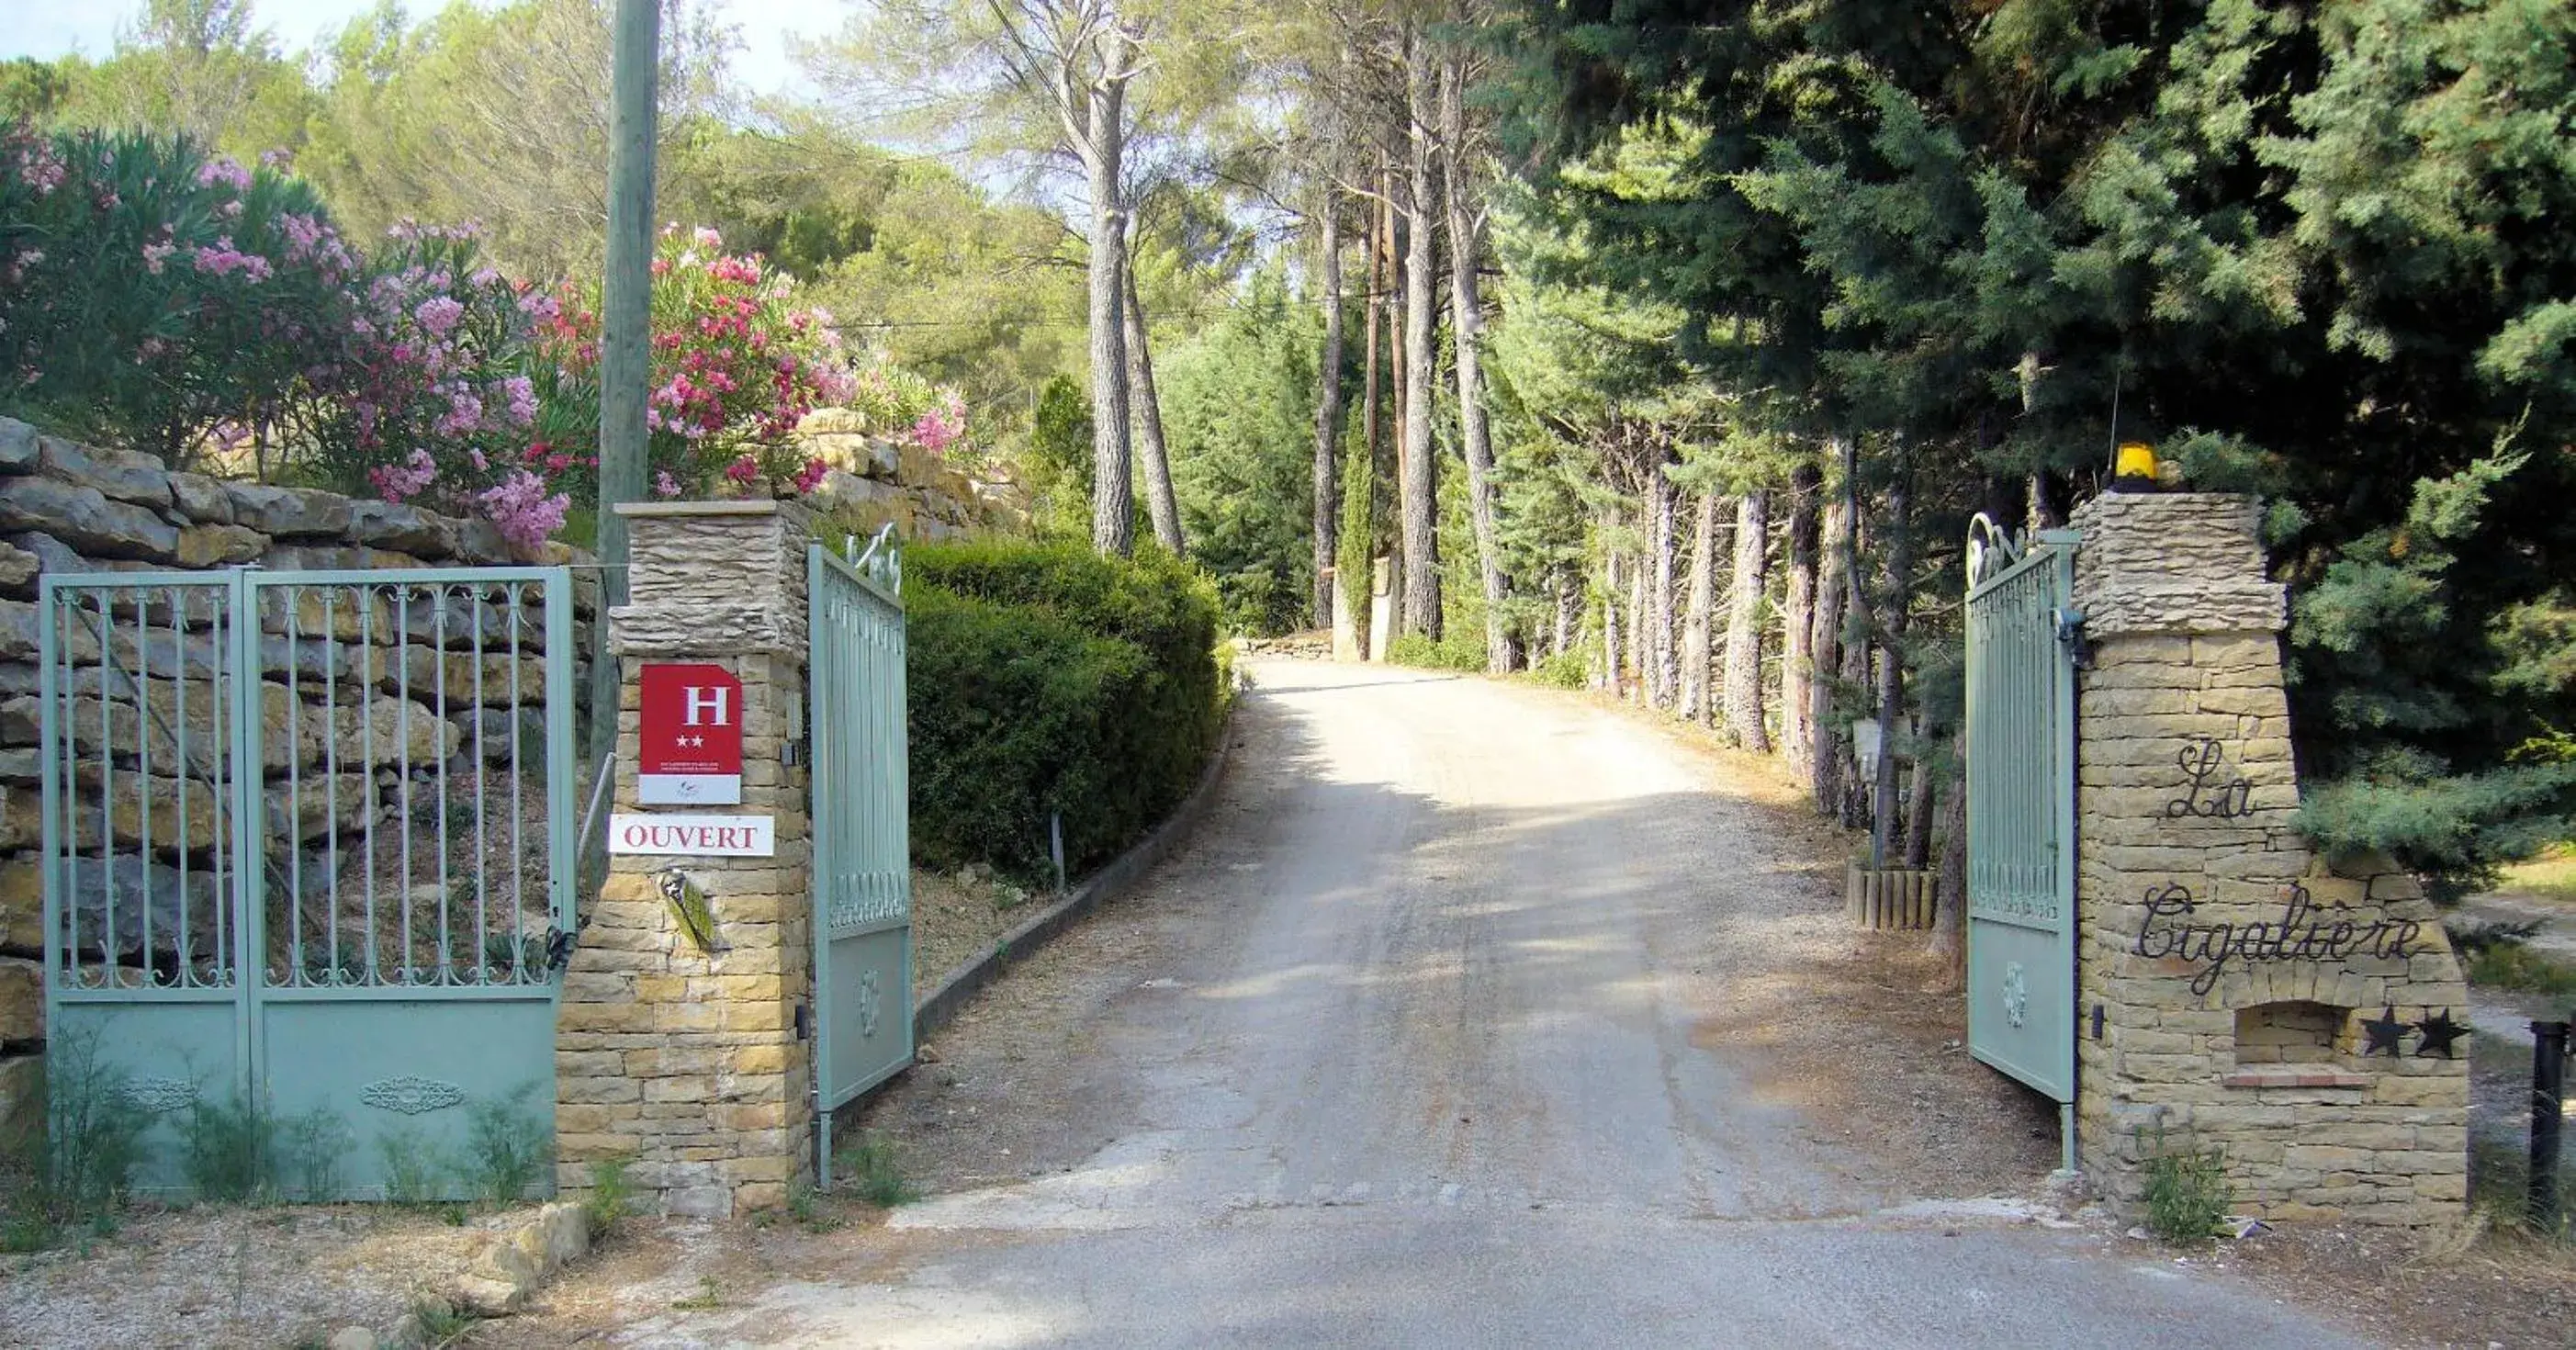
903, 539, 1221, 879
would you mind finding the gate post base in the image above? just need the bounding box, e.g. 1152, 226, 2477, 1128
557, 501, 817, 1219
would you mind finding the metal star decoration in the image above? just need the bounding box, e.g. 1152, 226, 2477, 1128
2412, 1008, 2469, 1059
2360, 1006, 2411, 1057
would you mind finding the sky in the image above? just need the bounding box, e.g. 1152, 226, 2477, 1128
0, 0, 842, 98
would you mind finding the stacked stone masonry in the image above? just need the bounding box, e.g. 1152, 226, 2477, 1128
554, 501, 816, 1218
2070, 491, 2469, 1228
795, 409, 1029, 541
0, 416, 598, 1139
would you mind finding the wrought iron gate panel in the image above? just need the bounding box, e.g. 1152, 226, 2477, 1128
807, 540, 911, 1187
40, 567, 574, 1199
1964, 525, 2079, 1107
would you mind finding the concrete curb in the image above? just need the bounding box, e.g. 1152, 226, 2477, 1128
912, 700, 1241, 1045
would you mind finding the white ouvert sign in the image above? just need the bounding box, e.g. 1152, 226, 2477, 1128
607, 812, 776, 858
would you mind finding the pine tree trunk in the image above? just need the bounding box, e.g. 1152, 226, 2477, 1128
1628, 538, 1649, 707
1085, 79, 1132, 557
1780, 463, 1821, 782
1603, 549, 1624, 698
1362, 184, 1386, 557
1310, 195, 1344, 629
1648, 461, 1679, 709
1834, 487, 1875, 824
1722, 489, 1772, 751
1399, 42, 1442, 642
1929, 743, 1968, 985
1379, 180, 1399, 494
1810, 482, 1849, 816
1441, 62, 1510, 672
1868, 457, 1914, 867
1554, 577, 1576, 660
1682, 489, 1719, 723
1122, 259, 1184, 557
1904, 751, 1935, 869
2030, 470, 2069, 530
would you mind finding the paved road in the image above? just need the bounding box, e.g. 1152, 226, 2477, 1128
614, 660, 2361, 1348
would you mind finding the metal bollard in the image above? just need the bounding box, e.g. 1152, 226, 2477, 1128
2533, 1019, 2569, 1231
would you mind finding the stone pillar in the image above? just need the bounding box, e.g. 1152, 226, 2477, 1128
2072, 492, 2468, 1228
556, 501, 814, 1218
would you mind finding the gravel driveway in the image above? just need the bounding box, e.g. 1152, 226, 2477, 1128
511, 658, 2362, 1348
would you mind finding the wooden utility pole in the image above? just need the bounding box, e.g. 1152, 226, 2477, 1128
593, 0, 658, 762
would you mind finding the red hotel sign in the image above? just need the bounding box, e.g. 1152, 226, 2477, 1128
638, 663, 744, 805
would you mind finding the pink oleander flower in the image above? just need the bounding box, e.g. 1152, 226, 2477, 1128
500, 375, 536, 425
910, 393, 967, 455
723, 456, 759, 485
368, 449, 438, 503
192, 238, 273, 282
476, 470, 570, 549
414, 296, 465, 337
809, 362, 857, 406
196, 155, 253, 193
793, 457, 829, 494
15, 143, 65, 195
655, 470, 683, 499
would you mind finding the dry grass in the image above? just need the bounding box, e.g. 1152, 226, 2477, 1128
2500, 845, 2576, 907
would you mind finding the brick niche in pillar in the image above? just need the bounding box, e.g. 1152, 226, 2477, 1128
556, 501, 816, 1218
2070, 491, 2469, 1227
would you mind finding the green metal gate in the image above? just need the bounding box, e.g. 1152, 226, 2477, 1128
807, 536, 911, 1187
1963, 520, 2080, 1157
39, 567, 575, 1200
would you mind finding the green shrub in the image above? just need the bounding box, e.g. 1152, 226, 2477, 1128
905, 587, 1145, 877
181, 1093, 274, 1204
462, 1084, 552, 1203
904, 540, 1221, 880
1386, 631, 1486, 672
834, 1131, 917, 1208
1529, 648, 1589, 689
2466, 941, 2576, 998
0, 127, 356, 464
5, 1029, 147, 1250
2141, 1127, 2231, 1244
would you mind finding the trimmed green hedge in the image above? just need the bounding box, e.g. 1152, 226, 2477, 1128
905, 539, 1222, 879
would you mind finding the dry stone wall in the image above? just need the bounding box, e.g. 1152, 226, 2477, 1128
795, 410, 1029, 542
2071, 491, 2469, 1227
0, 416, 597, 1136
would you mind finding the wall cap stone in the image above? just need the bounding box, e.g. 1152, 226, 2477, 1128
613, 500, 790, 519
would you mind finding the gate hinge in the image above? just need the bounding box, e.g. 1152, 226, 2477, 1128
2053, 605, 2094, 670
794, 1001, 810, 1041
782, 738, 808, 768
545, 924, 579, 973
